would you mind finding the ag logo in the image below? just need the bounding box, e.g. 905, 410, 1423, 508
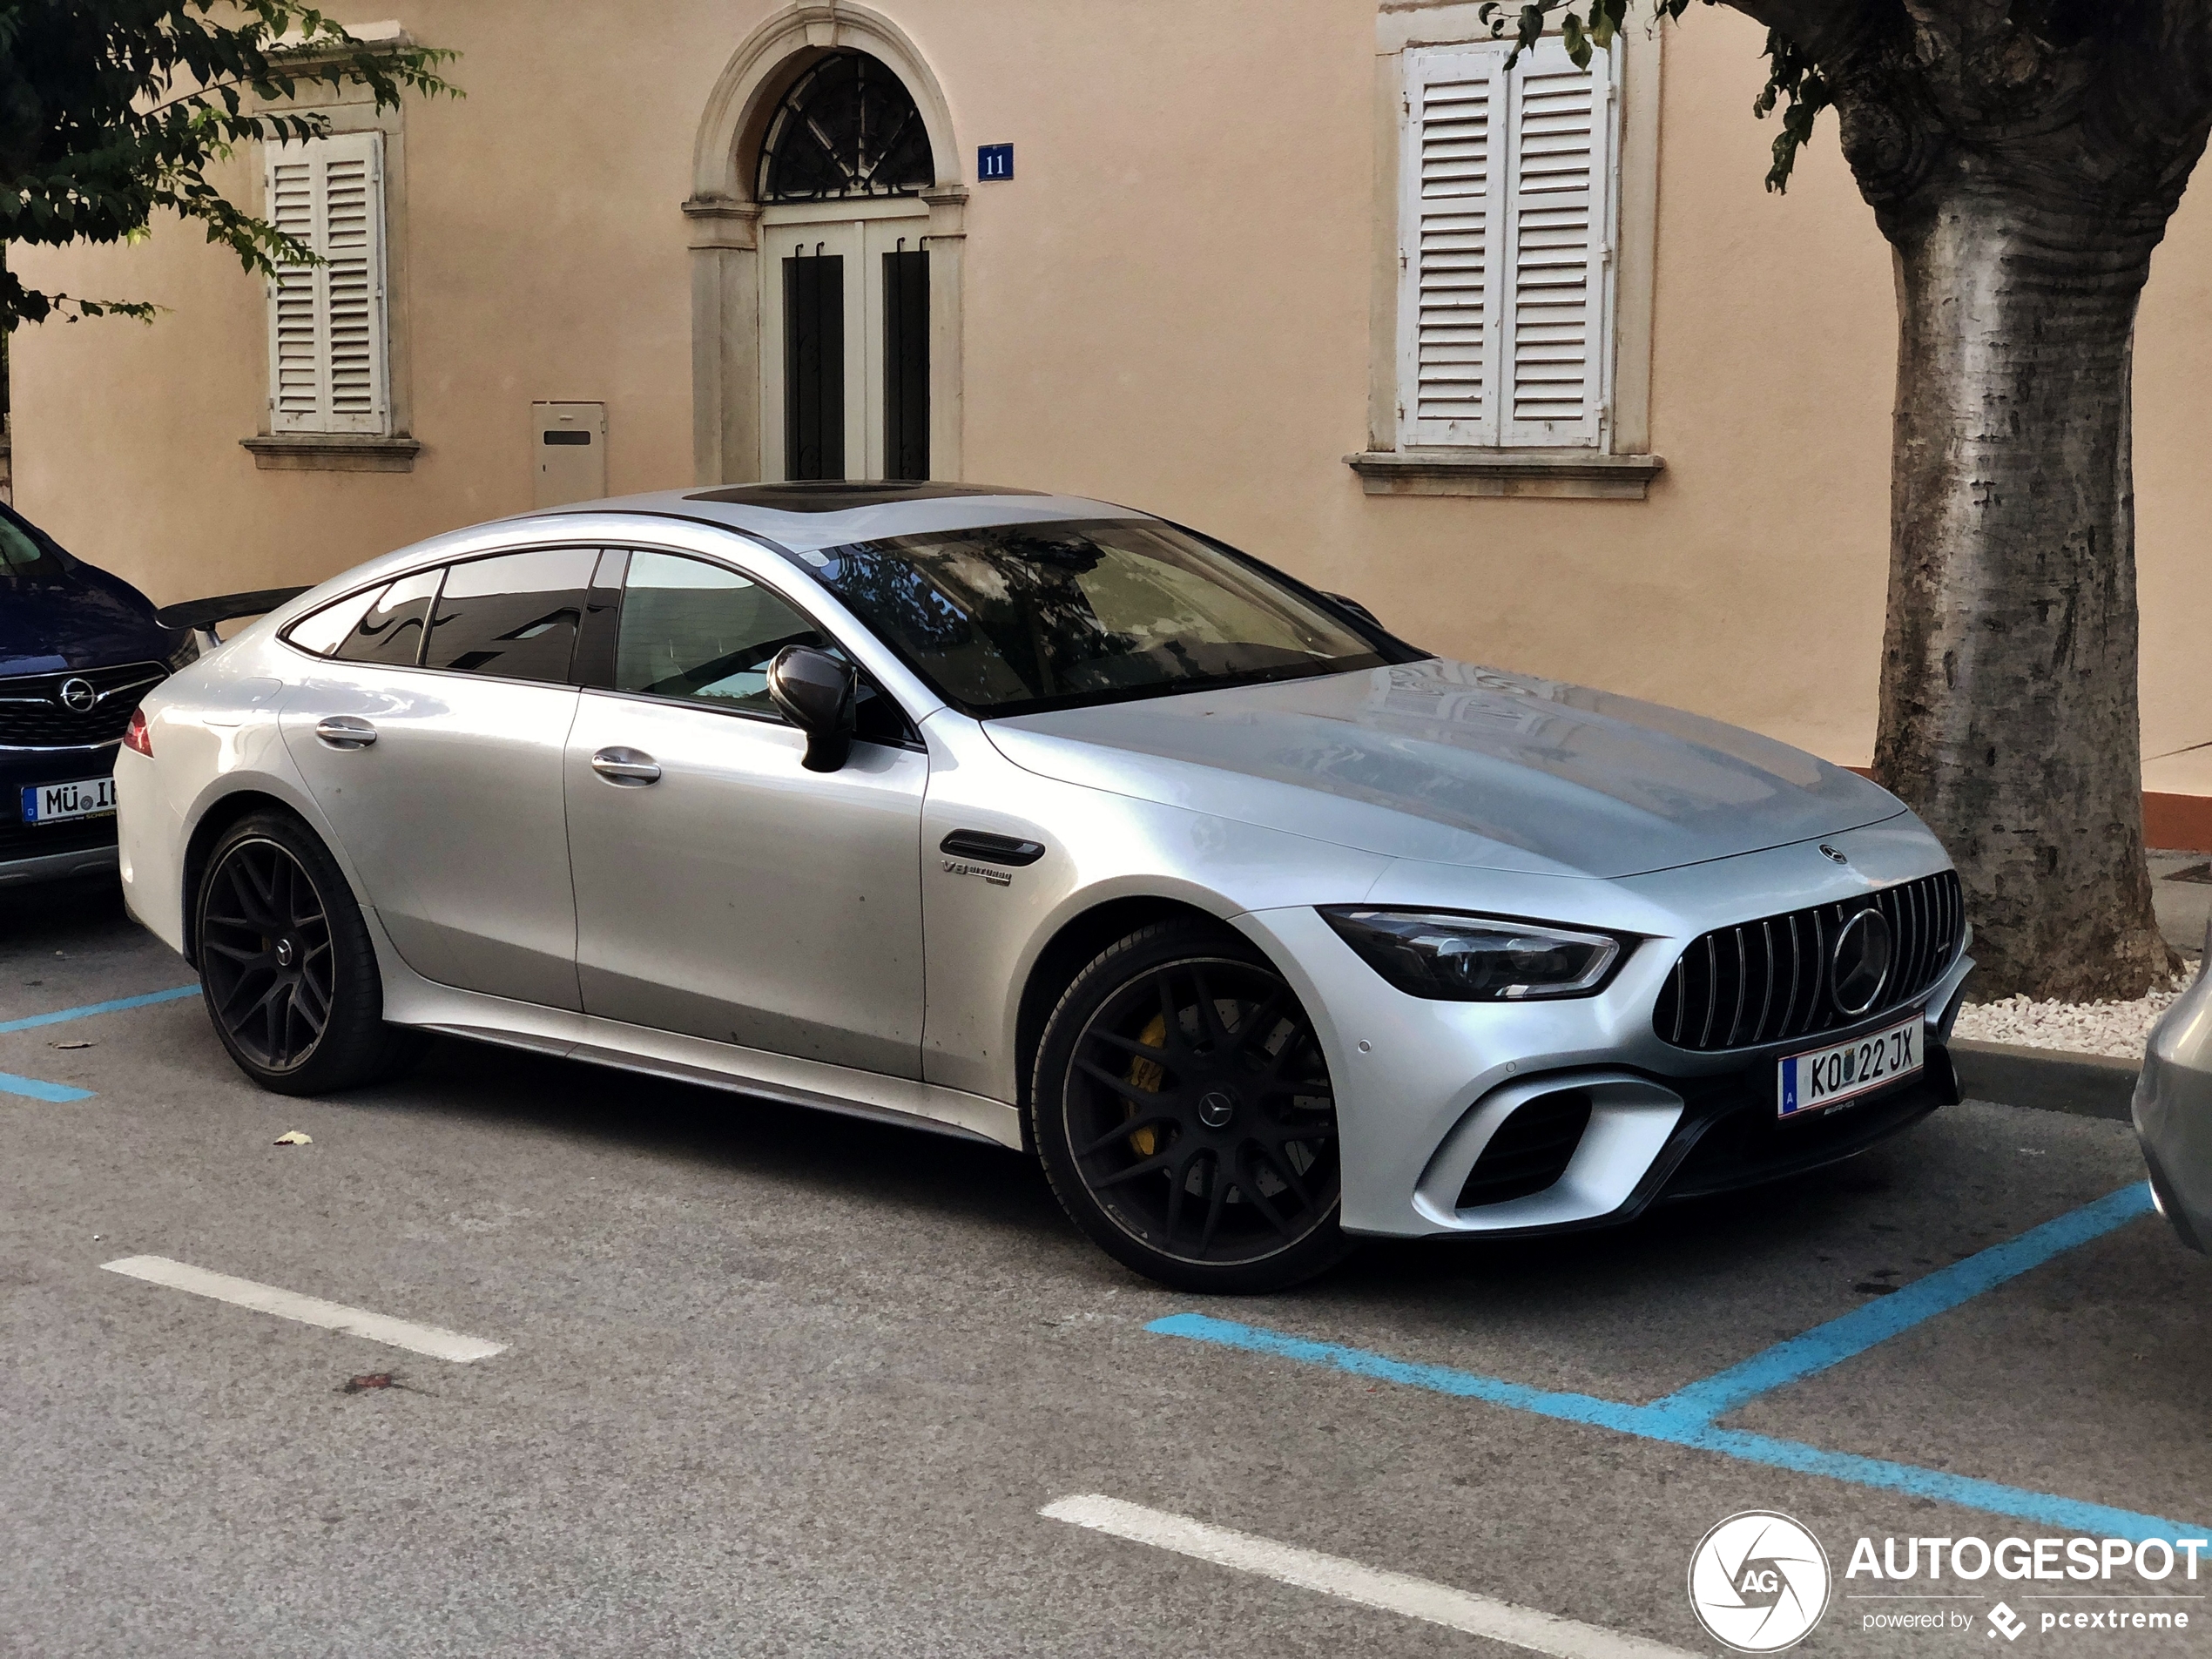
1688, 1511, 1831, 1651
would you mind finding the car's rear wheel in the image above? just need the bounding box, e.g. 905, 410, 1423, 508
194, 812, 420, 1095
1033, 919, 1353, 1292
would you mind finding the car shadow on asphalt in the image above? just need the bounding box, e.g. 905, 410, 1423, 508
361, 1030, 1937, 1313
0, 873, 145, 954
370, 1034, 1070, 1238
1, 881, 1924, 1315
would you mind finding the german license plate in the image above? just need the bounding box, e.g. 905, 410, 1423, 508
1777, 1015, 1923, 1118
20, 777, 117, 826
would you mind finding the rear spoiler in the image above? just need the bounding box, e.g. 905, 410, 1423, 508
155, 587, 310, 636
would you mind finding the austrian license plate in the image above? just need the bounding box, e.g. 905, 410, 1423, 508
20, 777, 117, 826
1777, 1015, 1923, 1118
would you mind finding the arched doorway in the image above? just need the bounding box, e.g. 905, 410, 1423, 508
686, 6, 966, 486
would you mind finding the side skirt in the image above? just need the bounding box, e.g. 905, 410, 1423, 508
370, 944, 1022, 1150
422, 1018, 1019, 1150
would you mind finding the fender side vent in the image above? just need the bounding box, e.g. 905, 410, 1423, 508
938, 829, 1045, 867
1457, 1091, 1592, 1209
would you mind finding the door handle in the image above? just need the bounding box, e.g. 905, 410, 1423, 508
314, 716, 377, 749
591, 746, 661, 786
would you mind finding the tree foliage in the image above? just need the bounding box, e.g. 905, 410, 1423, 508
1480, 0, 2212, 999
1483, 0, 1831, 190
0, 1, 455, 329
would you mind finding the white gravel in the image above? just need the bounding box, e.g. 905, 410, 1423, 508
1951, 975, 2193, 1059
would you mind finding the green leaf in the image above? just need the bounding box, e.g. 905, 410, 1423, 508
1561, 12, 1590, 66
0, 3, 460, 327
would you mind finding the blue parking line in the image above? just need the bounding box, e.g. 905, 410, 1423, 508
0, 984, 198, 1035
0, 983, 199, 1104
1646, 1184, 2157, 1426
0, 1069, 95, 1103
1152, 1311, 2208, 1543
1150, 1184, 2204, 1542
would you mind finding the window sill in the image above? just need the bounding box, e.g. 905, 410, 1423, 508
1346, 448, 1665, 500
242, 435, 421, 474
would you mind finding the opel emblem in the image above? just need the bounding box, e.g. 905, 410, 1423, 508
1818, 843, 1849, 866
1830, 907, 1893, 1016
57, 677, 96, 712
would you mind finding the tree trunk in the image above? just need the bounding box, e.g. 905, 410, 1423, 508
1872, 176, 2179, 1001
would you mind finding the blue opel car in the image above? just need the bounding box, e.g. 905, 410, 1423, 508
0, 502, 196, 888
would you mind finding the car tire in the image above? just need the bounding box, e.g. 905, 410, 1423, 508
193, 810, 422, 1096
1032, 918, 1354, 1293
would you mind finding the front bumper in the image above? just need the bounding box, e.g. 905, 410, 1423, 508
1239, 822, 1975, 1239
0, 744, 121, 887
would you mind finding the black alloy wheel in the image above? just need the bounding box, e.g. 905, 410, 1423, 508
195, 812, 421, 1095
200, 835, 334, 1070
1034, 920, 1353, 1292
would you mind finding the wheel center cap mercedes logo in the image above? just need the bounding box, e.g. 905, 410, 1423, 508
57, 677, 95, 712
1197, 1090, 1238, 1130
274, 938, 296, 968
1830, 907, 1892, 1016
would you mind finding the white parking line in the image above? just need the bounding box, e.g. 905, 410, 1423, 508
102, 1256, 507, 1363
1041, 1494, 1696, 1659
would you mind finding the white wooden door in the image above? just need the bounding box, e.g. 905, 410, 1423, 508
759, 210, 928, 481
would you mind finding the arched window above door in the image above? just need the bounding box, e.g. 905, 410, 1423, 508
759, 50, 934, 202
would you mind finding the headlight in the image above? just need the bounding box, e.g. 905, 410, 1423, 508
1318, 907, 1627, 1001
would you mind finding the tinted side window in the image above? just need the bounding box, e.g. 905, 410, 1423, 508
616, 551, 824, 717
615, 551, 915, 745
286, 586, 385, 658
423, 548, 597, 683
0, 505, 67, 581
334, 570, 441, 666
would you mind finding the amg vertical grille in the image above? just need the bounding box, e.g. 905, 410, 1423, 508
1457, 1091, 1592, 1209
1652, 870, 1964, 1053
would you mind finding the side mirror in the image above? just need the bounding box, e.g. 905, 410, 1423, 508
767, 645, 856, 772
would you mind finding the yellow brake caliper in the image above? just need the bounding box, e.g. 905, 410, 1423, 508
1127, 1012, 1166, 1156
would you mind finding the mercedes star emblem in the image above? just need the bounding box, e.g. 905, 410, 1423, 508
1818, 843, 1849, 865
1830, 907, 1893, 1016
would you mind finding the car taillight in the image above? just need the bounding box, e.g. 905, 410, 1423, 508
123, 707, 153, 757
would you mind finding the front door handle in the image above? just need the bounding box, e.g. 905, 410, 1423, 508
591, 746, 661, 786
314, 716, 377, 749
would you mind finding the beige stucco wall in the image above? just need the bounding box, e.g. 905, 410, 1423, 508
14, 2, 2212, 793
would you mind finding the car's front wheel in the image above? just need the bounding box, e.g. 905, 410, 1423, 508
194, 811, 420, 1095
1033, 919, 1353, 1293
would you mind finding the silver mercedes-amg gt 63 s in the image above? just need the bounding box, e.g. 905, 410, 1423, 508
117, 482, 1973, 1291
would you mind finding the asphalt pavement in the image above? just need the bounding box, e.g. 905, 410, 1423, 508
3, 875, 2209, 1656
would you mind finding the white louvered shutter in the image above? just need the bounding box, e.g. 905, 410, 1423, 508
1397, 49, 1501, 446
1397, 40, 1615, 449
264, 132, 390, 434
1501, 38, 1612, 448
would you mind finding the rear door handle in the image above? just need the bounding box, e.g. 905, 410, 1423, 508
591, 746, 661, 786
314, 716, 377, 749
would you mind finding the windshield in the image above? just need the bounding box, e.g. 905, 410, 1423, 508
0, 503, 72, 583
783, 517, 1397, 716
